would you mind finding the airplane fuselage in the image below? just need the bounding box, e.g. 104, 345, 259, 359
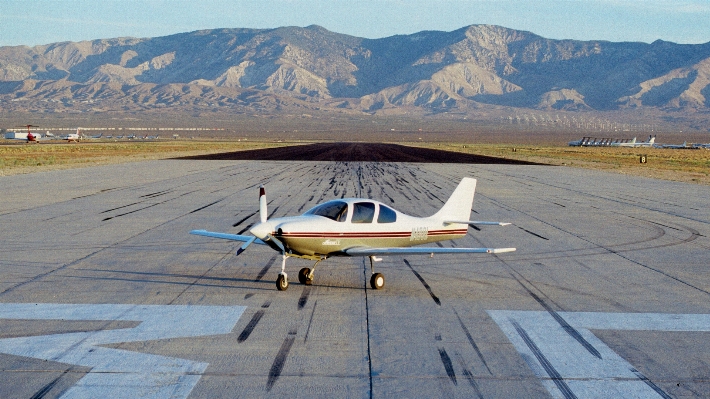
251, 198, 467, 258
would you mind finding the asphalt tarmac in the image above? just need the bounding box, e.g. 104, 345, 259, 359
1, 143, 709, 398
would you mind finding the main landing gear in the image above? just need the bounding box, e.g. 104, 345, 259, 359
274, 255, 386, 290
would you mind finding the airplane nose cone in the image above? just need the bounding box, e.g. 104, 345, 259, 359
250, 221, 274, 239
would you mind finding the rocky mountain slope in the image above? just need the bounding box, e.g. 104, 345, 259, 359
1, 24, 709, 114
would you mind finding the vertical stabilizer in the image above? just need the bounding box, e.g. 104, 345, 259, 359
432, 178, 477, 222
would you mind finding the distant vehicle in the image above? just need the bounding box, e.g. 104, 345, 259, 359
612, 135, 655, 147
191, 178, 515, 291
88, 133, 103, 139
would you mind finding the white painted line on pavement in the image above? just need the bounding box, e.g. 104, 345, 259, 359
0, 303, 246, 399
488, 310, 710, 399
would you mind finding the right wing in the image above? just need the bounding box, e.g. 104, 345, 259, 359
344, 246, 516, 257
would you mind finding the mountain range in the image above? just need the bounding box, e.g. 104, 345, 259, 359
1, 24, 710, 118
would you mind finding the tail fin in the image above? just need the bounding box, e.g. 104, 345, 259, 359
259, 186, 267, 223
432, 178, 476, 222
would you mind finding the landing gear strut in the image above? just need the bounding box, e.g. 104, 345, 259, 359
276, 254, 289, 291
368, 256, 385, 290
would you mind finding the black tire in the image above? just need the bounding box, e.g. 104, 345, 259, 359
276, 274, 289, 291
370, 273, 385, 290
298, 268, 311, 285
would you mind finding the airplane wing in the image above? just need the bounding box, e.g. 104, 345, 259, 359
189, 230, 266, 245
444, 220, 511, 226
344, 246, 516, 256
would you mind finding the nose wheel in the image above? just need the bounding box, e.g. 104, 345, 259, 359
276, 273, 289, 291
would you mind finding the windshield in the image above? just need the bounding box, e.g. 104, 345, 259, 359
304, 200, 349, 222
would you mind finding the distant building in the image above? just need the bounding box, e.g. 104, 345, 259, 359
4, 132, 27, 139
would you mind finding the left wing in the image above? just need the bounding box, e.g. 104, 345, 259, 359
190, 230, 265, 244
344, 246, 516, 257
190, 229, 267, 255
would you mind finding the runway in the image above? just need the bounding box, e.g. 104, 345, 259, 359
1, 145, 709, 398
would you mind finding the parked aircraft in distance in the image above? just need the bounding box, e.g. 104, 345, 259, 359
612, 135, 656, 147
191, 178, 516, 291
61, 128, 82, 142
6, 125, 41, 142
656, 141, 699, 149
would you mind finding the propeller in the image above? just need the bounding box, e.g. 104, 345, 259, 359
235, 185, 275, 255
259, 185, 267, 223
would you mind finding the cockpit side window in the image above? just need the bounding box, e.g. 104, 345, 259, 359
352, 202, 376, 223
304, 200, 349, 222
377, 205, 397, 223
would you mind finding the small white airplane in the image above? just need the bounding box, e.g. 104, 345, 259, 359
612, 135, 655, 147
61, 128, 82, 142
191, 178, 515, 290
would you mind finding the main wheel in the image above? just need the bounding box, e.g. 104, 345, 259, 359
370, 273, 385, 290
298, 268, 311, 285
276, 274, 289, 291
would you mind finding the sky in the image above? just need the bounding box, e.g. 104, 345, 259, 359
1, 0, 709, 47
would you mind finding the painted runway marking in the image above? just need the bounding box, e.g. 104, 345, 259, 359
488, 310, 710, 399
0, 303, 246, 399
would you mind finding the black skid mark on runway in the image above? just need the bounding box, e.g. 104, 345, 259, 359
140, 189, 173, 198
29, 368, 71, 399
454, 352, 485, 399
237, 223, 253, 235
512, 321, 578, 399
517, 226, 548, 240
189, 198, 224, 214
438, 348, 457, 385
298, 286, 311, 310
233, 211, 258, 227
630, 367, 673, 399
453, 308, 492, 374
266, 328, 297, 391
529, 292, 602, 359
100, 201, 143, 214
404, 259, 441, 306
304, 300, 317, 343
237, 310, 265, 343
255, 256, 277, 282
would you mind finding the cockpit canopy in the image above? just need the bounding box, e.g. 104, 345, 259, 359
304, 200, 397, 223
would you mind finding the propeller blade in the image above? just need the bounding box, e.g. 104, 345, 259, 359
259, 186, 267, 223
236, 236, 257, 256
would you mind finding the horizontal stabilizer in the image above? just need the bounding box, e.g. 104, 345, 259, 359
190, 230, 266, 245
345, 246, 516, 256
444, 220, 511, 226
